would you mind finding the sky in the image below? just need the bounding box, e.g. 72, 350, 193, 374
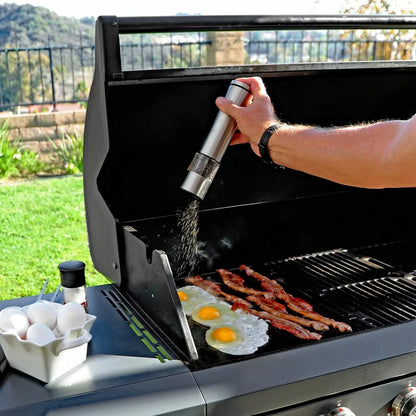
1, 0, 414, 19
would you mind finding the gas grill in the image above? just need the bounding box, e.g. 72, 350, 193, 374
2, 14, 416, 416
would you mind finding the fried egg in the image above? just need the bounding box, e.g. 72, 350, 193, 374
177, 286, 217, 315
191, 303, 239, 327
206, 317, 269, 355
178, 284, 270, 355
206, 325, 243, 351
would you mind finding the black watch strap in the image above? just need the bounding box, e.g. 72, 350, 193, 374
258, 124, 279, 164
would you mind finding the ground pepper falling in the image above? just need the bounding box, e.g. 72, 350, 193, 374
174, 198, 200, 276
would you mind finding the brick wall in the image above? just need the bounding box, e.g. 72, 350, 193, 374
0, 110, 86, 160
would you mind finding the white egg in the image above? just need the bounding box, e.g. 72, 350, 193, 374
56, 302, 86, 335
26, 302, 57, 330
26, 323, 56, 346
191, 303, 239, 327
0, 307, 30, 339
177, 286, 218, 315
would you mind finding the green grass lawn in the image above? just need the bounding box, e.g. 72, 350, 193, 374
0, 175, 108, 300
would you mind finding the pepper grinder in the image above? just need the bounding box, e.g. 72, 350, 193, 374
181, 79, 251, 200
58, 260, 88, 310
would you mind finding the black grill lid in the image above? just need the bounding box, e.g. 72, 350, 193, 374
83, 15, 416, 362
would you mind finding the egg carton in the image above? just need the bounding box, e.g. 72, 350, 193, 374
0, 301, 96, 383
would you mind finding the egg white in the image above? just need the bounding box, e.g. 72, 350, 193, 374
205, 325, 243, 351
177, 286, 218, 315
191, 302, 239, 327
205, 313, 269, 355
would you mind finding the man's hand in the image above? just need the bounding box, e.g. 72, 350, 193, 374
215, 77, 279, 157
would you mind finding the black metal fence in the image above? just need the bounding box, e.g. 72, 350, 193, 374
245, 31, 416, 64
1, 30, 415, 112
0, 45, 94, 111
120, 33, 209, 71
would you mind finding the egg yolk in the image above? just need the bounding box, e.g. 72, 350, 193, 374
178, 291, 188, 301
197, 306, 220, 320
212, 327, 237, 343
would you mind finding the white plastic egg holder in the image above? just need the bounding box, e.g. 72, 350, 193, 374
0, 301, 96, 382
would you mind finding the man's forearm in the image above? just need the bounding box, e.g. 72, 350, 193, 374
268, 119, 415, 188
216, 77, 416, 189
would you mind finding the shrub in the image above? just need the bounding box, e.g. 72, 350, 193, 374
0, 121, 44, 179
49, 133, 83, 175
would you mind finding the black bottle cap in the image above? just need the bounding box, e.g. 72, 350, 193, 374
58, 260, 86, 288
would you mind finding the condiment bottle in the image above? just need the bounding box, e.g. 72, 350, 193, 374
58, 260, 88, 310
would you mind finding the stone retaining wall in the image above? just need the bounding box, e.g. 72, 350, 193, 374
0, 110, 86, 160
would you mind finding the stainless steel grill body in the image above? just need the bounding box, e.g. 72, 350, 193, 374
81, 14, 416, 416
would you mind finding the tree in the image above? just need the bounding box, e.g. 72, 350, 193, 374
0, 46, 52, 108
343, 0, 413, 14
340, 0, 415, 61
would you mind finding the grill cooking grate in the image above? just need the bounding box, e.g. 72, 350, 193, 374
276, 249, 416, 330
180, 246, 416, 369
284, 249, 394, 288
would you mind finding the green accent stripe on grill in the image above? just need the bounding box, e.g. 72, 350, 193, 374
157, 345, 172, 360
128, 323, 143, 337
143, 330, 157, 344
130, 315, 145, 329
141, 337, 157, 353
104, 290, 173, 362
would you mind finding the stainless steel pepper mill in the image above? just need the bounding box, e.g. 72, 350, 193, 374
180, 80, 251, 200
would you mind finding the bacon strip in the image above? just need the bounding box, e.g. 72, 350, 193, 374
282, 301, 352, 333
185, 275, 322, 340
216, 268, 276, 301
216, 267, 334, 332
246, 295, 329, 331
241, 265, 352, 333
185, 275, 252, 309
234, 303, 322, 341
240, 264, 313, 311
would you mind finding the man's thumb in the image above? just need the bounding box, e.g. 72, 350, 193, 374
215, 96, 235, 116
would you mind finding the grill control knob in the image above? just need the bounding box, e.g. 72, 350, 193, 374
391, 387, 416, 416
327, 407, 356, 416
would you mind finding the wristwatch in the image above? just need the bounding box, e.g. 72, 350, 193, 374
258, 124, 279, 164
